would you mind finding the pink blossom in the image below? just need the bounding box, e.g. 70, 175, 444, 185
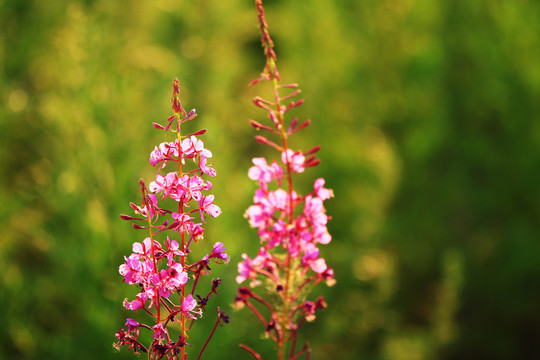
267, 219, 288, 248
199, 155, 216, 177
281, 149, 305, 173
314, 178, 334, 201
172, 174, 204, 202
236, 254, 257, 285
123, 292, 148, 311
303, 196, 328, 228
149, 140, 180, 169
301, 243, 327, 273
125, 318, 139, 333
132, 237, 163, 258
119, 254, 148, 285
151, 265, 187, 298
167, 262, 188, 288
248, 157, 282, 184
180, 294, 201, 319
206, 242, 230, 264
181, 136, 212, 159
149, 146, 165, 167
266, 189, 290, 212
245, 204, 267, 229
312, 225, 332, 245
171, 212, 194, 233
131, 193, 160, 220
189, 222, 205, 240
198, 194, 221, 221
152, 323, 168, 340
236, 248, 273, 286
164, 236, 184, 266
149, 172, 177, 199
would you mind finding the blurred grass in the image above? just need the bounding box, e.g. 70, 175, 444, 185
1, 0, 540, 359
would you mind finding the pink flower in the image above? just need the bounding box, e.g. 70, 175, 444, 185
180, 294, 201, 319
131, 193, 160, 220
148, 262, 188, 298
119, 254, 146, 285
125, 318, 139, 332
245, 204, 267, 229
149, 172, 177, 199
314, 178, 333, 201
117, 78, 228, 356
301, 243, 327, 274
149, 146, 165, 167
171, 212, 194, 233
281, 149, 305, 173
312, 224, 332, 245
199, 194, 221, 221
172, 174, 204, 202
189, 222, 205, 240
303, 196, 328, 228
181, 136, 212, 159
123, 292, 148, 311
266, 189, 290, 212
236, 254, 257, 285
164, 237, 184, 266
267, 219, 288, 248
248, 157, 282, 184
206, 242, 230, 264
199, 155, 216, 177
167, 262, 188, 288
152, 323, 168, 340
149, 140, 180, 169
236, 248, 273, 286
132, 237, 163, 258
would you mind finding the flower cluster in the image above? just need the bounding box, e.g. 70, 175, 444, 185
236, 1, 335, 359
238, 160, 335, 284
114, 79, 229, 359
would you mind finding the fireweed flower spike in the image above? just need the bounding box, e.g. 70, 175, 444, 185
114, 78, 229, 360
236, 1, 335, 359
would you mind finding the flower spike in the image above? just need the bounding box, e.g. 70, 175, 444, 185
237, 1, 335, 359
115, 78, 228, 359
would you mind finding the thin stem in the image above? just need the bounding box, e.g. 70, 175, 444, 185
190, 264, 203, 296
175, 96, 187, 360
272, 57, 295, 360
145, 200, 161, 323
293, 274, 318, 298
288, 317, 308, 359
291, 342, 311, 360
247, 288, 276, 313
196, 316, 220, 360
288, 330, 298, 359
245, 300, 268, 328
239, 344, 263, 360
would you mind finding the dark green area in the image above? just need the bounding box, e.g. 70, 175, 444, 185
1, 0, 540, 359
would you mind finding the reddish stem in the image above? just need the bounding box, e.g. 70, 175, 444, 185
240, 344, 263, 360
196, 316, 220, 360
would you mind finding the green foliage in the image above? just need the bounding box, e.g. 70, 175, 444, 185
1, 0, 540, 359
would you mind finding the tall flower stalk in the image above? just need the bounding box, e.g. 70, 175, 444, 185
114, 78, 229, 360
236, 2, 335, 359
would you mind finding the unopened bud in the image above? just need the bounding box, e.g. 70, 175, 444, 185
255, 135, 282, 151
305, 145, 321, 155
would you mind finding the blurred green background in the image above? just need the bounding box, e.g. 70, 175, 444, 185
2, 0, 540, 359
